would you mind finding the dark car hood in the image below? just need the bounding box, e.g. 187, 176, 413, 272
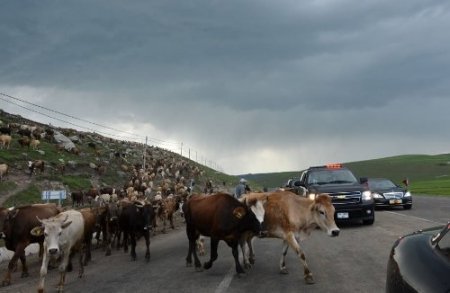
309, 183, 366, 193
372, 186, 405, 193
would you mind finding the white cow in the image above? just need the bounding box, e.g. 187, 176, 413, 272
31, 210, 86, 293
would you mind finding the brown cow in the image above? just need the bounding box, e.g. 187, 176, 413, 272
183, 192, 267, 276
154, 195, 182, 233
28, 160, 45, 176
239, 191, 340, 284
0, 203, 61, 286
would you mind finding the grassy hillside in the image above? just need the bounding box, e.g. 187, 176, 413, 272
0, 109, 243, 206
242, 154, 450, 196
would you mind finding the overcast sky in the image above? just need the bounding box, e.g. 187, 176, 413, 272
1, 1, 450, 175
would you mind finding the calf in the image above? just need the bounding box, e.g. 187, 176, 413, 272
119, 201, 155, 261
240, 191, 340, 284
31, 210, 87, 293
183, 192, 266, 276
0, 203, 61, 286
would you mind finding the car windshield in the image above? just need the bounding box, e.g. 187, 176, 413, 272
308, 169, 358, 185
368, 179, 397, 189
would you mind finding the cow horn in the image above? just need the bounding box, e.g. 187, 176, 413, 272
36, 215, 44, 224
134, 202, 144, 208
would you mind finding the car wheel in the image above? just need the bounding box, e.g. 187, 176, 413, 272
403, 204, 412, 210
363, 217, 375, 225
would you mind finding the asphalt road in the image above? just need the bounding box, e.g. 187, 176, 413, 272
1, 195, 449, 293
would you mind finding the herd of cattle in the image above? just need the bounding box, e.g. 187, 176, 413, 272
0, 188, 341, 292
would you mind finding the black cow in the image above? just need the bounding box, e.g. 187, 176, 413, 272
71, 191, 85, 207
183, 192, 267, 276
118, 201, 155, 261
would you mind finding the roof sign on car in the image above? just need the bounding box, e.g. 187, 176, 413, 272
326, 163, 343, 169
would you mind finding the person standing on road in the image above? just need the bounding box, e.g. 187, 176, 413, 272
234, 178, 247, 199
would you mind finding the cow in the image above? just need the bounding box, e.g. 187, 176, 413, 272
28, 160, 45, 176
0, 203, 61, 286
239, 191, 340, 284
71, 191, 85, 207
183, 192, 267, 276
154, 195, 182, 233
118, 201, 155, 261
30, 210, 89, 293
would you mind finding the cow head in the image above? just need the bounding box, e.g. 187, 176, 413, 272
311, 194, 340, 237
238, 195, 267, 237
31, 214, 72, 257
1, 207, 19, 240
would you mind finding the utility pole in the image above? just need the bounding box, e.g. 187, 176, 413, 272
181, 142, 183, 156
143, 136, 147, 170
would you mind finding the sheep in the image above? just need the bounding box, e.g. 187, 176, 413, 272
0, 163, 8, 181
30, 139, 40, 150
0, 134, 12, 150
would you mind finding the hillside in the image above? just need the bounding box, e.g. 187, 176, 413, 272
0, 109, 242, 206
241, 154, 450, 195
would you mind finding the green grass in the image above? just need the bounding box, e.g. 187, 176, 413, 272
2, 184, 43, 206
0, 180, 18, 196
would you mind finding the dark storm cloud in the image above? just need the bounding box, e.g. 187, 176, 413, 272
1, 0, 450, 173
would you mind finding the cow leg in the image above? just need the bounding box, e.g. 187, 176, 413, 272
2, 244, 26, 286
57, 249, 71, 292
231, 242, 246, 276
186, 230, 202, 271
37, 250, 51, 293
161, 215, 167, 233
203, 238, 219, 270
285, 232, 314, 284
130, 232, 137, 261
169, 214, 175, 229
79, 246, 85, 278
196, 237, 206, 256
123, 230, 129, 253
105, 220, 112, 256
19, 254, 29, 278
279, 240, 290, 274
84, 233, 93, 265
240, 234, 255, 269
144, 230, 151, 262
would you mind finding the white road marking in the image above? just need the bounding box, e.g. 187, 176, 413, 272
385, 211, 446, 225
215, 266, 235, 293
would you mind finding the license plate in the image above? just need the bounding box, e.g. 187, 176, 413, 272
389, 199, 402, 204
337, 212, 349, 219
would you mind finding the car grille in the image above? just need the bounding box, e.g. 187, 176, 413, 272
383, 192, 404, 199
325, 191, 362, 205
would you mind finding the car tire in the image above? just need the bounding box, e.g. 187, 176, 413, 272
403, 204, 412, 210
363, 217, 375, 225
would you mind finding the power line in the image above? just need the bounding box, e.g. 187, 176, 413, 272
1, 92, 222, 171
0, 92, 179, 145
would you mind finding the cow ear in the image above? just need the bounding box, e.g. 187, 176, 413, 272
9, 209, 19, 220
30, 226, 44, 237
233, 206, 247, 219
61, 220, 72, 229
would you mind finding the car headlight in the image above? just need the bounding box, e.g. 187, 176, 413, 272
308, 193, 316, 200
403, 191, 411, 197
372, 192, 383, 199
362, 190, 372, 201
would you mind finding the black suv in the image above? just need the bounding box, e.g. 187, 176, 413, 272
298, 164, 375, 225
